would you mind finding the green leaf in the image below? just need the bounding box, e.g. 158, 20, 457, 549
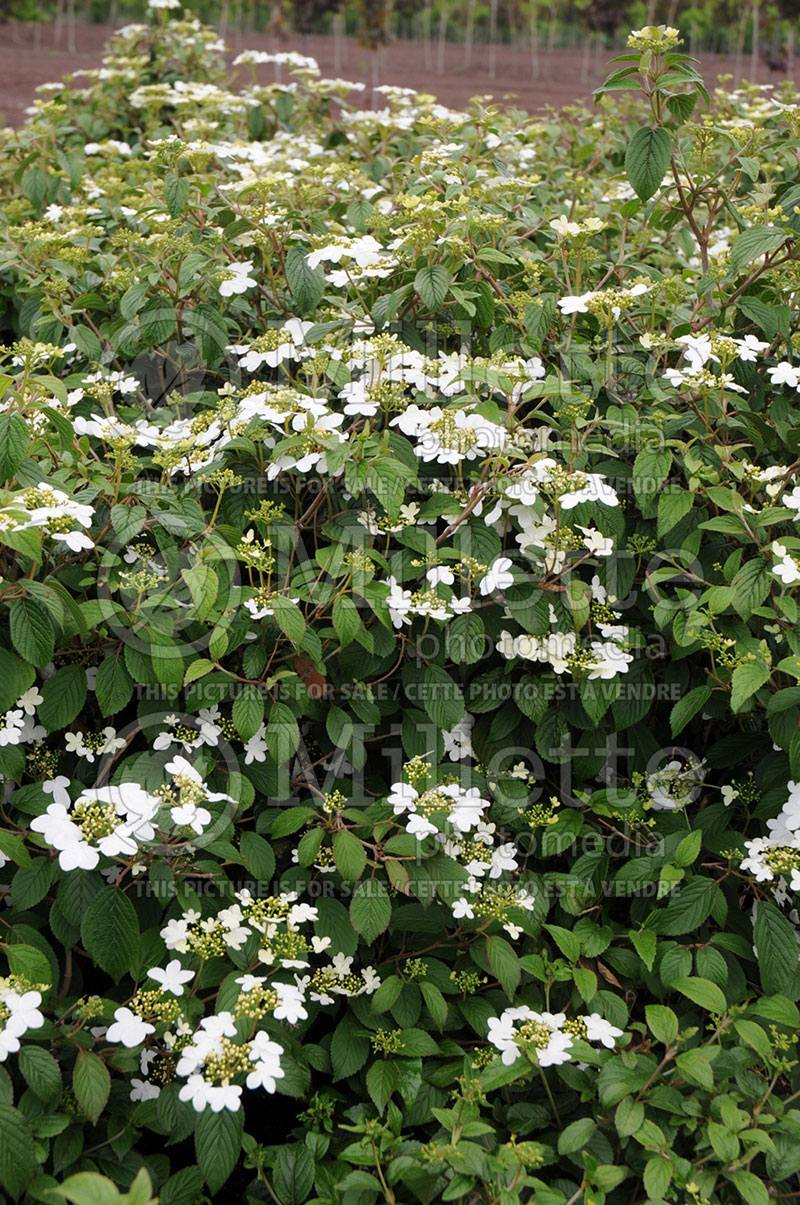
270, 594, 306, 644
330, 1012, 370, 1081
139, 300, 176, 346
184, 303, 230, 366
233, 684, 264, 742
421, 664, 464, 730
0, 1103, 36, 1200
630, 928, 657, 971
543, 923, 581, 963
486, 934, 520, 1000
286, 245, 325, 315
707, 1120, 739, 1162
615, 1096, 645, 1138
672, 975, 727, 1013
273, 1143, 315, 1205
730, 660, 771, 713
350, 878, 391, 943
332, 595, 360, 647
729, 225, 789, 273
643, 1155, 672, 1201
625, 126, 672, 201
674, 830, 702, 868
558, 1117, 596, 1155
366, 1059, 398, 1112
10, 859, 55, 911
657, 488, 693, 537
38, 665, 86, 733
632, 445, 671, 510
733, 1017, 772, 1060
7, 942, 53, 988
665, 90, 698, 122
730, 559, 771, 621
370, 974, 403, 1014
9, 596, 55, 668
414, 264, 451, 310
47, 1171, 122, 1205
239, 831, 275, 884
420, 980, 448, 1028
266, 701, 299, 764
645, 1004, 679, 1045
95, 652, 134, 717
72, 1051, 110, 1125
670, 684, 711, 737
19, 1046, 61, 1103
753, 898, 798, 993
656, 876, 719, 936
195, 1106, 242, 1194
0, 829, 30, 870
0, 647, 35, 713
333, 829, 366, 882
80, 887, 139, 981
110, 503, 146, 544
0, 414, 29, 483
181, 564, 219, 621
727, 1171, 770, 1205
165, 172, 190, 218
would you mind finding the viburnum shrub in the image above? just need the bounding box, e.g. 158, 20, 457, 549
2, 13, 800, 1205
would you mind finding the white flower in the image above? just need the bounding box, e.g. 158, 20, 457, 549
180, 1075, 243, 1112
582, 1013, 624, 1048
733, 334, 769, 361
558, 292, 596, 314
550, 215, 582, 238
246, 1031, 285, 1093
130, 1078, 161, 1101
147, 960, 195, 996
489, 842, 519, 878
106, 1007, 155, 1048
243, 726, 267, 764
273, 982, 308, 1024
577, 526, 614, 556
452, 897, 475, 919
721, 785, 739, 807
17, 688, 43, 715
407, 813, 438, 840
331, 953, 354, 977
60, 530, 94, 552
442, 715, 474, 761
3, 990, 44, 1037
487, 1007, 574, 1067
219, 261, 257, 297
171, 801, 211, 834
479, 556, 514, 595
773, 554, 800, 584
676, 333, 716, 369
768, 362, 800, 389
560, 473, 619, 509
161, 913, 198, 952
43, 776, 71, 807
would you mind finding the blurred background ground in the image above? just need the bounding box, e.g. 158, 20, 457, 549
0, 20, 791, 126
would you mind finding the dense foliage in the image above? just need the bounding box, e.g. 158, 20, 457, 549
2, 15, 800, 1204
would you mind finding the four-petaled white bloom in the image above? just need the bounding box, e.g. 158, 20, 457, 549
106, 1007, 156, 1048
219, 261, 257, 297
147, 960, 195, 996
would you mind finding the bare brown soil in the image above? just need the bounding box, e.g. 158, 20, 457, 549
0, 20, 792, 127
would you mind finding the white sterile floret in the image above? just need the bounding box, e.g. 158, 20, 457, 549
219, 260, 257, 296
147, 960, 195, 996
106, 1007, 156, 1048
